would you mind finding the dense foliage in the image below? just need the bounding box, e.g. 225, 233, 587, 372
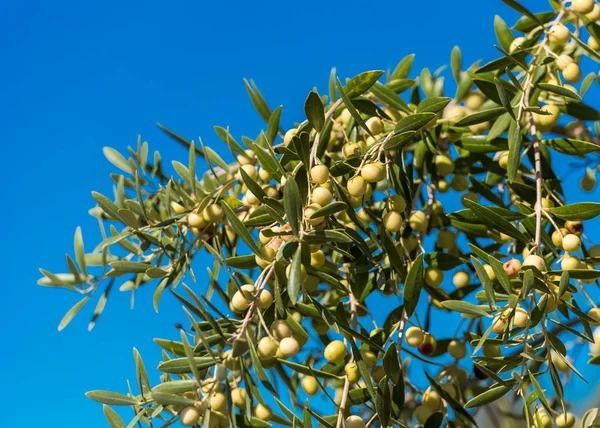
40, 0, 600, 427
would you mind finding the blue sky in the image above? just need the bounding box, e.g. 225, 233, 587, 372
1, 0, 599, 427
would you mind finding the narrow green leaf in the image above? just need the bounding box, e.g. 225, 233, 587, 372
92, 191, 121, 220
542, 138, 599, 156
394, 112, 436, 133
86, 390, 140, 406
455, 107, 506, 127
103, 405, 126, 428
463, 199, 529, 244
417, 97, 452, 114
464, 385, 510, 408
267, 105, 283, 145
441, 300, 493, 317
383, 344, 401, 385
103, 147, 133, 174
548, 203, 600, 221
288, 246, 302, 305
494, 15, 515, 51
501, 0, 541, 27
494, 78, 515, 119
391, 54, 415, 80
58, 295, 91, 331
344, 70, 384, 98
537, 83, 581, 100
221, 201, 261, 256
74, 227, 86, 275
284, 175, 303, 236
304, 91, 325, 132
404, 254, 424, 317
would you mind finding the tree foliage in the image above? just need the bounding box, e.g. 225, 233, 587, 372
40, 1, 600, 427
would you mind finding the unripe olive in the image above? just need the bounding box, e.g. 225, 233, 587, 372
283, 128, 297, 146
448, 339, 467, 360
339, 108, 352, 124
258, 167, 272, 182
418, 334, 437, 356
405, 326, 425, 347
534, 410, 552, 428
555, 412, 575, 428
414, 404, 434, 425
556, 54, 574, 71
483, 345, 501, 358
465, 92, 484, 110
587, 3, 600, 20
590, 245, 600, 258
203, 204, 224, 223
589, 35, 600, 50
301, 376, 318, 396
345, 415, 366, 428
523, 254, 547, 271
230, 388, 247, 409
483, 264, 496, 281
453, 270, 470, 288
512, 307, 529, 328
461, 191, 479, 206
209, 392, 227, 412
565, 220, 583, 236
257, 289, 274, 309
503, 259, 521, 278
345, 362, 360, 383
324, 340, 347, 363
402, 234, 419, 251
493, 316, 506, 334
435, 179, 448, 193
548, 24, 570, 44
360, 349, 378, 368
305, 275, 320, 293
188, 212, 207, 228
271, 320, 293, 340
572, 0, 595, 13
361, 162, 386, 182
240, 164, 258, 181
371, 365, 385, 383
254, 404, 273, 421
308, 250, 325, 268
366, 117, 384, 135
342, 142, 361, 159
279, 337, 300, 358
422, 390, 442, 410
443, 105, 467, 122
223, 350, 240, 371
409, 210, 427, 233
312, 187, 333, 207
347, 176, 367, 197
304, 203, 324, 226
437, 230, 456, 249
312, 319, 329, 335
498, 151, 509, 169
389, 194, 407, 212
581, 174, 597, 192
255, 246, 275, 269
231, 290, 252, 313
434, 154, 455, 177
552, 228, 568, 248
562, 255, 580, 270
383, 211, 402, 233
588, 308, 600, 326
562, 62, 582, 83
180, 406, 201, 426
509, 37, 526, 52
562, 234, 581, 252
171, 201, 186, 214
310, 164, 329, 184
424, 267, 444, 287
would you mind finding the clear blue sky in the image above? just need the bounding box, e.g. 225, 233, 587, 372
1, 0, 599, 426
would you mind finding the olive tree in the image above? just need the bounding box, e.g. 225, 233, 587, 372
40, 0, 600, 427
